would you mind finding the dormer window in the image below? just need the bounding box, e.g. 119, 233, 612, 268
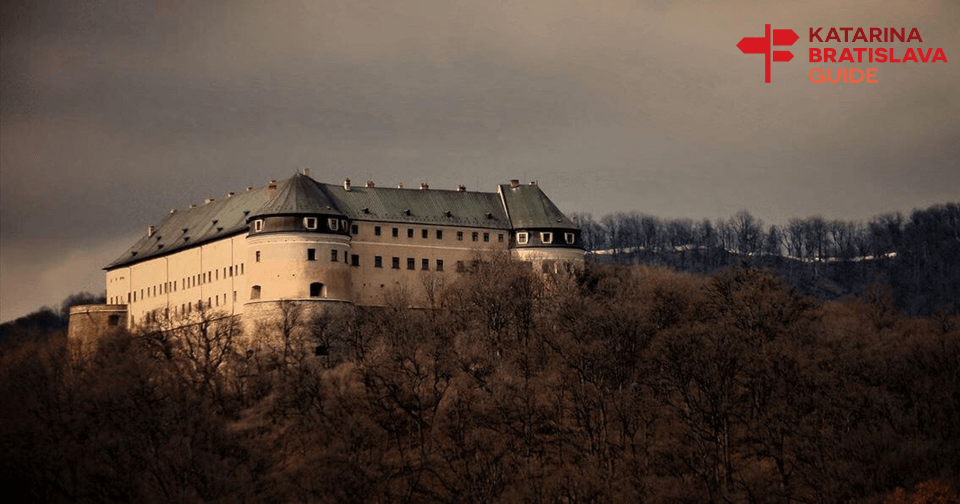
517, 232, 529, 245
304, 217, 318, 230
565, 232, 575, 245
253, 219, 263, 232
541, 232, 553, 244
328, 218, 339, 231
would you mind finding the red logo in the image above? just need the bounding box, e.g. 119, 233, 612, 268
737, 24, 799, 82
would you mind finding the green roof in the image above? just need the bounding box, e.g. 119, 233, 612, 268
105, 187, 269, 269
323, 184, 509, 228
106, 176, 577, 269
249, 174, 343, 219
499, 183, 579, 230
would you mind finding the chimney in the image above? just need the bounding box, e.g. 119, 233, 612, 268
420, 182, 429, 190
147, 225, 155, 237
344, 178, 351, 191
226, 191, 235, 198
246, 186, 254, 191
268, 180, 277, 198
365, 180, 375, 188
204, 197, 215, 204
397, 182, 404, 189
510, 179, 520, 188
189, 203, 197, 208
457, 184, 466, 192
529, 181, 537, 186
302, 168, 311, 177
169, 208, 177, 214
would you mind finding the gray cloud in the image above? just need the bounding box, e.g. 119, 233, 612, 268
2, 0, 959, 320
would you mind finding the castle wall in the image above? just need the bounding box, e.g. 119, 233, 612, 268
244, 232, 353, 303
348, 221, 510, 306
105, 234, 247, 328
67, 304, 128, 341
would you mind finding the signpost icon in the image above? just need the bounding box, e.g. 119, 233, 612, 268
737, 24, 799, 83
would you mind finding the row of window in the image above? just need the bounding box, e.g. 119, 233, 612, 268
516, 231, 575, 245
249, 282, 326, 300
133, 290, 239, 325
372, 256, 451, 272
253, 217, 348, 233
371, 225, 505, 243
251, 218, 575, 247
110, 263, 245, 305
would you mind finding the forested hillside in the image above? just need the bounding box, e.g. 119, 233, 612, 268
2, 258, 958, 502
575, 202, 960, 315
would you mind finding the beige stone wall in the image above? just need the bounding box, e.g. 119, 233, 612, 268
105, 234, 247, 328
101, 221, 585, 330
244, 232, 353, 303
67, 304, 128, 341
513, 247, 586, 272
348, 221, 509, 306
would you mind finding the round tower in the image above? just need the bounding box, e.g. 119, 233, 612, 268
243, 173, 354, 327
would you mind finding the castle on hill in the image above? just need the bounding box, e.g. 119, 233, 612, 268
68, 171, 584, 339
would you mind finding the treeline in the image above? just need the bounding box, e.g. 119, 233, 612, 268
0, 292, 104, 348
2, 258, 958, 502
574, 202, 960, 315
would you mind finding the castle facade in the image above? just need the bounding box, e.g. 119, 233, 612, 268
69, 172, 584, 337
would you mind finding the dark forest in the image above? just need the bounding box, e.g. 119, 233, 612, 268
1, 202, 958, 503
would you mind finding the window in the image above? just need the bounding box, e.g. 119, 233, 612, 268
310, 282, 324, 298
565, 232, 575, 244
304, 217, 318, 230
392, 257, 400, 269
421, 258, 429, 270
407, 228, 414, 238
307, 248, 316, 261
325, 218, 337, 231
233, 291, 237, 302
541, 232, 553, 244
542, 260, 556, 274
341, 219, 347, 230
241, 263, 244, 275
457, 231, 463, 241
351, 254, 360, 267
351, 224, 358, 234
472, 232, 478, 242
407, 258, 415, 270
375, 256, 383, 268
436, 259, 444, 271
251, 285, 261, 300
256, 250, 261, 262
229, 266, 233, 276
499, 234, 504, 242
422, 229, 428, 239
483, 232, 490, 242
331, 249, 338, 262
253, 219, 263, 232
436, 230, 443, 239
375, 226, 382, 236
517, 232, 529, 245
456, 260, 465, 272
108, 314, 120, 326
392, 227, 399, 237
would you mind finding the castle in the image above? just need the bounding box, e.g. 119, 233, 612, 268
68, 171, 584, 338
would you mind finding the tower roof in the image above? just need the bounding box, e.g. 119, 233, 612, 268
248, 173, 343, 219
498, 183, 579, 230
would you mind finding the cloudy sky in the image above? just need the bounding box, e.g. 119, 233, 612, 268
1, 0, 958, 321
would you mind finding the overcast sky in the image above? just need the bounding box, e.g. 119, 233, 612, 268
2, 0, 958, 321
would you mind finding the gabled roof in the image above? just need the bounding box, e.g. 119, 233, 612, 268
249, 173, 342, 219
323, 185, 509, 229
499, 183, 579, 230
106, 175, 578, 270
105, 187, 269, 270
